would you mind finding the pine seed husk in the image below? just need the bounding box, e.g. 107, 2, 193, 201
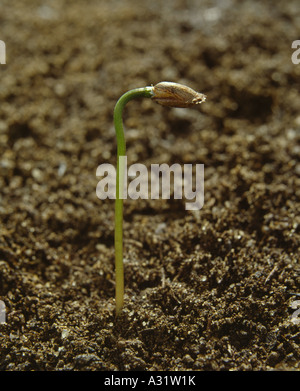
152, 81, 206, 108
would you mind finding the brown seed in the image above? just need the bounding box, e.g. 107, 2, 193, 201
152, 81, 206, 108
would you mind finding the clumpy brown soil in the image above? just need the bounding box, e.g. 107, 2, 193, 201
0, 0, 299, 371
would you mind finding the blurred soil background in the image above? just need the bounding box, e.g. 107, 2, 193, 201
0, 0, 299, 370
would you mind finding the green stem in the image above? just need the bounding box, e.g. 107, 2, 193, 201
113, 86, 153, 315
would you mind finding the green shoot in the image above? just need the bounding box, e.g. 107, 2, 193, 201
113, 82, 206, 315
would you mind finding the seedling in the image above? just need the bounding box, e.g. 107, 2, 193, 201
113, 81, 206, 315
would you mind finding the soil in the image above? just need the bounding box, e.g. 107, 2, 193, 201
0, 0, 299, 371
